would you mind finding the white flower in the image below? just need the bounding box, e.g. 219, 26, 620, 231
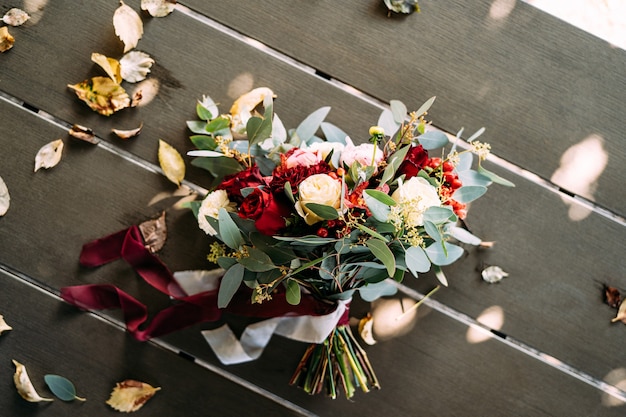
391, 177, 440, 227
294, 174, 342, 225
305, 141, 345, 167
197, 190, 236, 235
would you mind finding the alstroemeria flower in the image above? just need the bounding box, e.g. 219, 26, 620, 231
198, 190, 236, 235
391, 176, 440, 227
294, 174, 342, 225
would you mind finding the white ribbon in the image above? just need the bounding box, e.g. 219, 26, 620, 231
173, 270, 349, 365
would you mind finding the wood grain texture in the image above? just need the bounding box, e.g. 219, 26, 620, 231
0, 271, 304, 417
191, 0, 626, 217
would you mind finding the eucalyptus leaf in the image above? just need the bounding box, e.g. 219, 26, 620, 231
466, 127, 486, 143
356, 223, 389, 242
423, 206, 456, 224
446, 225, 482, 245
457, 169, 492, 187
189, 135, 216, 150
414, 96, 436, 118
380, 145, 410, 185
417, 130, 449, 150
377, 108, 400, 139
362, 192, 391, 222
191, 156, 242, 178
434, 265, 449, 286
423, 220, 442, 242
452, 185, 487, 203
364, 189, 396, 206
358, 280, 398, 302
218, 208, 244, 249
305, 203, 339, 220
425, 241, 464, 266
285, 278, 301, 305
237, 247, 276, 272
405, 245, 431, 276
320, 122, 348, 144
186, 120, 208, 134
389, 100, 407, 124
196, 101, 214, 121
218, 263, 244, 308
294, 106, 331, 144
366, 239, 395, 277
478, 165, 516, 187
205, 116, 231, 134
284, 182, 295, 203
44, 374, 85, 402
456, 152, 473, 172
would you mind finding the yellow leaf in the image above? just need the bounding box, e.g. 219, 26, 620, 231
113, 1, 143, 53
141, 0, 176, 17
0, 314, 12, 334
67, 77, 130, 116
0, 26, 15, 53
612, 301, 626, 325
91, 53, 122, 84
34, 139, 64, 172
158, 139, 185, 186
106, 379, 160, 412
12, 360, 54, 402
229, 87, 275, 133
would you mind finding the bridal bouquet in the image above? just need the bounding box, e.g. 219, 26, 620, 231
186, 88, 512, 399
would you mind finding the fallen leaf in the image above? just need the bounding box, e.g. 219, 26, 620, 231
481, 265, 509, 283
141, 0, 176, 17
358, 313, 377, 345
113, 1, 143, 53
0, 314, 12, 334
112, 123, 143, 139
229, 87, 275, 133
131, 89, 143, 107
611, 301, 626, 325
106, 379, 160, 412
68, 77, 130, 116
0, 26, 15, 52
12, 360, 54, 402
3, 8, 30, 26
91, 52, 122, 84
34, 139, 64, 172
0, 176, 9, 216
69, 124, 99, 144
603, 284, 622, 309
120, 50, 154, 83
158, 139, 185, 186
138, 211, 167, 253
44, 374, 86, 402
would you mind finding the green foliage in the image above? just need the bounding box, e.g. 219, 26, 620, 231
293, 107, 331, 145
285, 278, 301, 305
218, 263, 244, 308
44, 375, 85, 402
366, 240, 395, 277
417, 130, 449, 150
452, 185, 487, 203
218, 208, 244, 250
305, 203, 340, 220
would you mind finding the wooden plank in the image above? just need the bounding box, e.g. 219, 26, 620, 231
189, 0, 626, 217
0, 270, 305, 416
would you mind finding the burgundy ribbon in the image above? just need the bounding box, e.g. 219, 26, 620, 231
61, 226, 337, 341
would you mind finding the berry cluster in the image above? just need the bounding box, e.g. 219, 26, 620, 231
426, 157, 467, 219
316, 219, 351, 238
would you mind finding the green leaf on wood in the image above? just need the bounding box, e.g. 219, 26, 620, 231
44, 375, 85, 402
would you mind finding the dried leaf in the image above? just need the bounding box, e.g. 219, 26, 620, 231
481, 265, 509, 283
0, 176, 9, 216
34, 139, 64, 172
0, 26, 15, 52
44, 374, 86, 402
120, 51, 154, 83
229, 87, 275, 133
106, 379, 160, 412
603, 284, 622, 309
358, 313, 377, 345
0, 314, 12, 334
12, 360, 54, 402
91, 52, 122, 84
158, 139, 185, 186
3, 8, 30, 26
611, 301, 626, 325
113, 1, 143, 53
141, 0, 176, 18
69, 124, 99, 144
68, 77, 130, 116
112, 123, 143, 139
138, 211, 167, 253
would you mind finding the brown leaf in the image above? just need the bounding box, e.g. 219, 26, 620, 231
141, 0, 176, 17
12, 360, 54, 402
106, 379, 160, 412
603, 284, 622, 309
0, 176, 9, 216
34, 139, 64, 172
3, 8, 30, 26
68, 77, 130, 116
112, 123, 143, 139
113, 1, 144, 53
69, 124, 99, 144
0, 26, 15, 52
158, 139, 185, 186
138, 211, 167, 253
91, 52, 122, 84
0, 314, 12, 334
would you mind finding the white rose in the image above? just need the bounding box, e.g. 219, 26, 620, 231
294, 174, 342, 225
391, 177, 440, 227
198, 190, 236, 235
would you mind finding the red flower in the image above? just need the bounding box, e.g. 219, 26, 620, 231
397, 144, 429, 179
270, 159, 331, 195
217, 165, 266, 203
239, 188, 292, 235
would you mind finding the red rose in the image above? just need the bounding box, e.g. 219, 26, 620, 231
397, 144, 429, 179
239, 188, 292, 235
217, 165, 266, 203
